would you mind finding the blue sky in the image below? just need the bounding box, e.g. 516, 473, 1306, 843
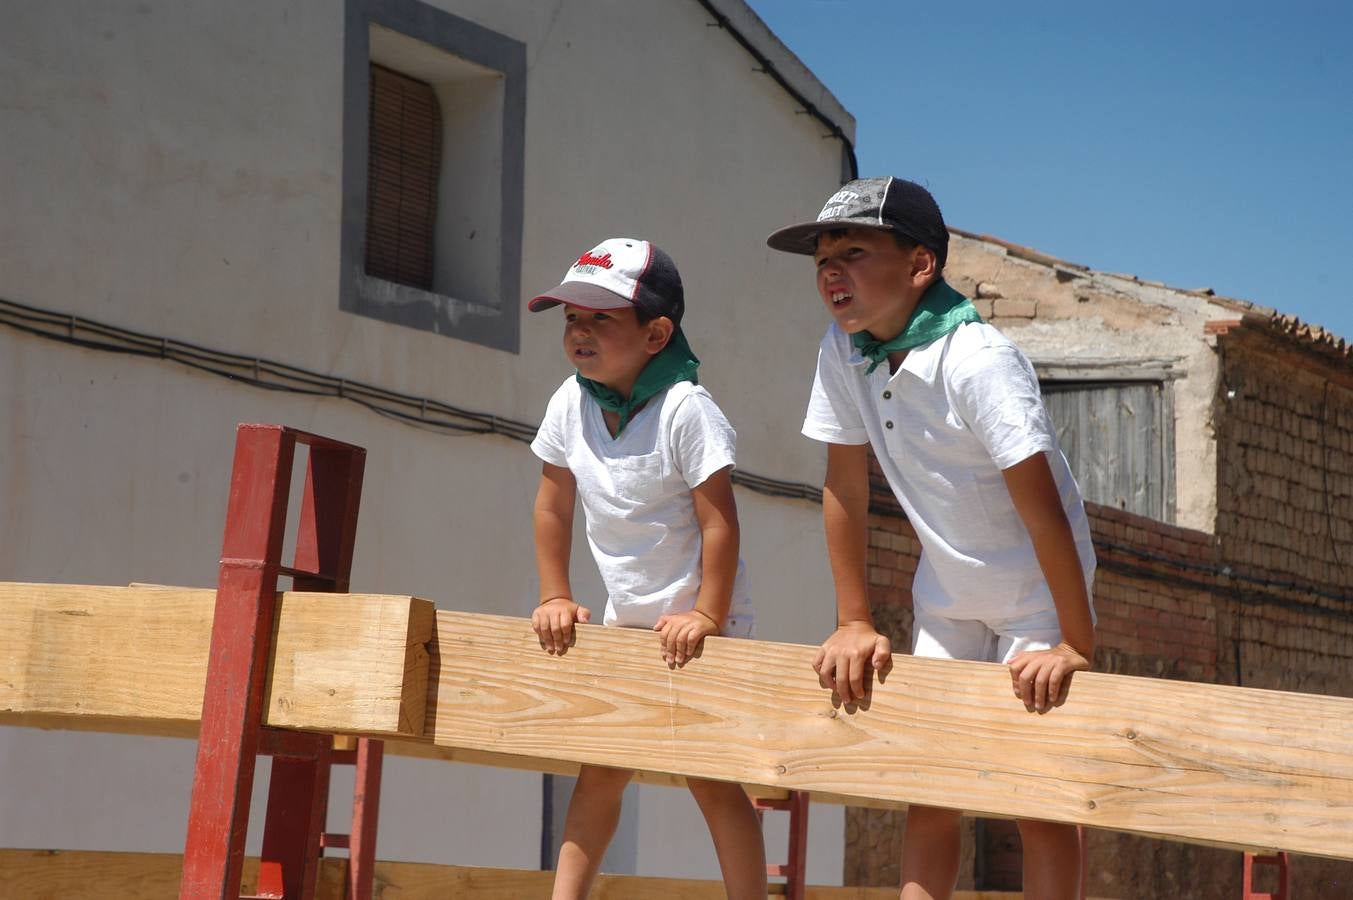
746, 0, 1353, 341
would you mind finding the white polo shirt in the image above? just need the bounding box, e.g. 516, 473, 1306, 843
532, 378, 754, 632
802, 321, 1095, 621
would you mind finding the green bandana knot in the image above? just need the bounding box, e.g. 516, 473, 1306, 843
576, 327, 700, 434
852, 279, 983, 375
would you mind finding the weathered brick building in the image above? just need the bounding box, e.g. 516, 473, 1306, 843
844, 231, 1352, 898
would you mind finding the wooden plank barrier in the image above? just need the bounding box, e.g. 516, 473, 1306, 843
423, 611, 1353, 860
0, 850, 1042, 899
2, 583, 1351, 861
0, 582, 434, 739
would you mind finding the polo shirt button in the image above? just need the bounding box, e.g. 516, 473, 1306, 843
885, 421, 894, 429
882, 390, 892, 399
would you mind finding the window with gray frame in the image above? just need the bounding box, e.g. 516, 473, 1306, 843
1041, 377, 1176, 522
341, 0, 525, 352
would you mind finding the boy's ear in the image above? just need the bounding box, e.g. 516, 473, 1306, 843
910, 245, 938, 286
644, 316, 675, 355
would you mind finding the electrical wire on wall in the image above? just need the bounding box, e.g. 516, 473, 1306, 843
4, 295, 1349, 618
0, 296, 819, 502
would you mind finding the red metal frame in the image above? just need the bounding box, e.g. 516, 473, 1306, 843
754, 791, 809, 900
1078, 825, 1089, 900
180, 424, 380, 900
1242, 851, 1290, 900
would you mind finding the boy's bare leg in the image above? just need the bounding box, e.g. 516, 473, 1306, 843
686, 777, 768, 900
1016, 819, 1082, 900
899, 805, 962, 900
552, 765, 634, 900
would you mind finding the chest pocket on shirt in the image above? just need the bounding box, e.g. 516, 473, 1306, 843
607, 452, 666, 504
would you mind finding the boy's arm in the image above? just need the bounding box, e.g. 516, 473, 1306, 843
532, 462, 589, 654
813, 441, 891, 704
1001, 452, 1095, 713
654, 465, 738, 667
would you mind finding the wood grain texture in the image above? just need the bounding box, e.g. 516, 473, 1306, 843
0, 583, 433, 738
4, 583, 1349, 861
427, 611, 1353, 860
385, 740, 905, 811
0, 850, 347, 900
0, 851, 1033, 899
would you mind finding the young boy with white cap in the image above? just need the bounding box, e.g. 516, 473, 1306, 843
768, 179, 1097, 899
527, 237, 765, 900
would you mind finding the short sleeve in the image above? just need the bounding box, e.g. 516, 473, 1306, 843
949, 343, 1056, 470
668, 389, 737, 489
802, 328, 869, 445
530, 380, 572, 468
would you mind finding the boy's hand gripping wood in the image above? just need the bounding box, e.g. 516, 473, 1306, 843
816, 442, 893, 705
532, 462, 589, 655
1001, 452, 1096, 713
654, 466, 741, 668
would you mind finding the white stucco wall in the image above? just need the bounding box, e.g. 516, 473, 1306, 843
1, 0, 851, 885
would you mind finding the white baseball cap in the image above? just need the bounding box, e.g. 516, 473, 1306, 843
528, 238, 685, 324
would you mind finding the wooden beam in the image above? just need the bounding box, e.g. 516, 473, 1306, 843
0, 583, 433, 738
0, 850, 347, 900
4, 583, 1350, 859
0, 850, 1033, 899
386, 740, 905, 811
426, 611, 1353, 860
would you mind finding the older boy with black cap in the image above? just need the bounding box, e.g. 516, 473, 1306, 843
769, 179, 1097, 900
527, 238, 765, 900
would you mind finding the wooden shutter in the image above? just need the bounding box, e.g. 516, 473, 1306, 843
366, 64, 442, 291
1043, 381, 1174, 521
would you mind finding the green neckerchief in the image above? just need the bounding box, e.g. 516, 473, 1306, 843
577, 327, 700, 435
852, 279, 983, 375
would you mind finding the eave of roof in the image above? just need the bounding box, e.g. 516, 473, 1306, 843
950, 226, 1349, 360
699, 0, 855, 142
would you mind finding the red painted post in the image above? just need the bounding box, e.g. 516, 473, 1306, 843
290, 437, 365, 594
181, 425, 295, 900
754, 791, 809, 900
1078, 825, 1089, 900
180, 426, 369, 900
1242, 851, 1290, 900
259, 735, 334, 900
257, 436, 367, 899
783, 790, 809, 900
347, 738, 385, 900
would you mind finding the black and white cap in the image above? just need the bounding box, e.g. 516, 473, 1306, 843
528, 238, 685, 325
766, 176, 949, 268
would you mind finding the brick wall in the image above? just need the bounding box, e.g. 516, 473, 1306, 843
1217, 333, 1353, 588
843, 405, 1353, 898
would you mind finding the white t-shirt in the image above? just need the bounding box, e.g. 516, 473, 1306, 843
802, 320, 1095, 621
531, 377, 754, 632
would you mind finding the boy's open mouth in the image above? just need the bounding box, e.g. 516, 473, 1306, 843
830, 290, 853, 308
574, 346, 596, 358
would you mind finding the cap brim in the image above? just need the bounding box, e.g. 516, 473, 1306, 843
527, 280, 634, 312
766, 217, 897, 255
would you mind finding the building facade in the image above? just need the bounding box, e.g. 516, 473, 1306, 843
0, 0, 857, 884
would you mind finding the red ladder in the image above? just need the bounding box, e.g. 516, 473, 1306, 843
1243, 851, 1290, 900
179, 424, 381, 900
754, 791, 809, 899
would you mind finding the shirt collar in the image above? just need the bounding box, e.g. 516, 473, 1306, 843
847, 329, 948, 382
